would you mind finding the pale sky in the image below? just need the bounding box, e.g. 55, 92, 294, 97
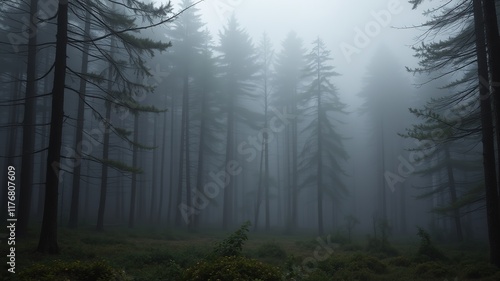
165, 0, 432, 108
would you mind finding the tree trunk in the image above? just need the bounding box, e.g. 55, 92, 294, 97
166, 96, 176, 224
184, 76, 192, 227
444, 147, 463, 241
316, 54, 324, 236
129, 113, 139, 228
473, 0, 500, 267
254, 145, 265, 230
175, 79, 188, 226
158, 96, 169, 222
482, 0, 500, 206
194, 85, 210, 228
37, 0, 68, 254
150, 114, 158, 222
95, 40, 115, 231
18, 0, 39, 237
222, 94, 235, 229
68, 4, 91, 228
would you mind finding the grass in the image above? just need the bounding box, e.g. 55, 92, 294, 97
2, 225, 499, 281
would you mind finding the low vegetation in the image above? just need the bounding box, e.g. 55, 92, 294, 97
2, 224, 500, 281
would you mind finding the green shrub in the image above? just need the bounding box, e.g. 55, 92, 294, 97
462, 262, 499, 279
317, 255, 348, 274
211, 221, 251, 258
318, 253, 387, 276
414, 261, 449, 279
257, 241, 287, 259
132, 260, 181, 281
386, 256, 412, 267
303, 269, 331, 281
18, 260, 126, 281
416, 227, 447, 261
347, 253, 388, 274
181, 256, 282, 281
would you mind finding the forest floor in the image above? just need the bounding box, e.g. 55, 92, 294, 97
3, 224, 500, 281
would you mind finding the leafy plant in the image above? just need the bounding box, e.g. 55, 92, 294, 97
414, 261, 450, 279
211, 221, 251, 258
416, 227, 447, 261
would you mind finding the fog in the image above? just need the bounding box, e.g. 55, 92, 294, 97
1, 0, 499, 278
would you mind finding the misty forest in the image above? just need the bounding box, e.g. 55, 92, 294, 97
1, 0, 500, 280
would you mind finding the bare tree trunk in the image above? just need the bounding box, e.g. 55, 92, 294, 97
166, 96, 176, 224
254, 145, 265, 230
150, 114, 158, 222
316, 53, 324, 236
129, 113, 139, 228
96, 37, 115, 231
158, 97, 169, 222
18, 0, 39, 237
193, 85, 210, 228
37, 0, 68, 254
222, 96, 235, 229
68, 3, 91, 228
444, 147, 463, 241
175, 80, 188, 226
474, 0, 500, 267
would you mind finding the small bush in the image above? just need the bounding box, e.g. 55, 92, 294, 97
132, 260, 182, 281
318, 253, 387, 276
462, 262, 499, 279
181, 256, 282, 281
386, 256, 412, 267
348, 253, 388, 274
303, 269, 331, 281
18, 260, 125, 281
257, 241, 287, 259
317, 255, 348, 274
211, 221, 251, 258
414, 261, 449, 279
416, 227, 447, 261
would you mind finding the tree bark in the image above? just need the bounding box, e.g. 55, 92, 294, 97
68, 3, 91, 228
37, 0, 68, 254
18, 0, 39, 237
473, 0, 500, 267
444, 147, 463, 242
128, 113, 139, 228
150, 114, 158, 222
316, 50, 324, 236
